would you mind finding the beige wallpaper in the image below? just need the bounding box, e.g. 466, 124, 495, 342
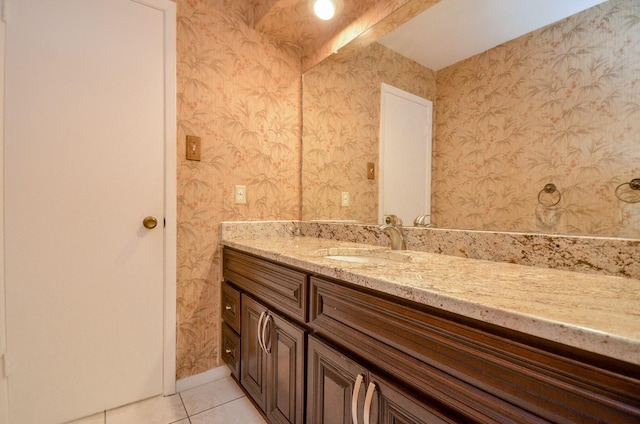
433, 0, 640, 237
174, 0, 435, 381
176, 0, 301, 378
302, 42, 436, 222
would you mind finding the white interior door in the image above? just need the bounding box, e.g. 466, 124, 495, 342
379, 83, 433, 226
3, 0, 175, 423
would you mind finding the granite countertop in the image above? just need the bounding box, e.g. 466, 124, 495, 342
221, 235, 640, 366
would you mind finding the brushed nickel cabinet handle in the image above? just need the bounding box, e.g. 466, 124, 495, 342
363, 382, 376, 424
257, 311, 267, 354
352, 374, 364, 424
262, 314, 272, 355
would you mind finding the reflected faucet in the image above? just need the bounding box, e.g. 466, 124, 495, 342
379, 215, 407, 250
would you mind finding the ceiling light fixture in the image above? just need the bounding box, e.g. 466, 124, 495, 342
312, 0, 338, 20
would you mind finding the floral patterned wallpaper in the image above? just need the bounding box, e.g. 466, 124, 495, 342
302, 42, 436, 222
433, 0, 640, 238
176, 0, 301, 378
175, 0, 433, 380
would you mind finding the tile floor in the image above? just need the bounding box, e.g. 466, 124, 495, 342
67, 374, 267, 424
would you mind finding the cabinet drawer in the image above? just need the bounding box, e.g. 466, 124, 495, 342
221, 323, 240, 379
224, 248, 309, 322
310, 276, 640, 423
222, 281, 241, 333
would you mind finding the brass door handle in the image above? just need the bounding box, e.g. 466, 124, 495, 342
143, 216, 158, 229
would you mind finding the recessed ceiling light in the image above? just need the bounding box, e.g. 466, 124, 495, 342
312, 0, 337, 20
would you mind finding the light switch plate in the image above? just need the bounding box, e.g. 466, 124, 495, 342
367, 162, 375, 179
186, 135, 201, 161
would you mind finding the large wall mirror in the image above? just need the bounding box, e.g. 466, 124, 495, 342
301, 0, 640, 238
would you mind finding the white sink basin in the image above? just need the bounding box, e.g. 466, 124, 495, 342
323, 255, 400, 264
316, 248, 412, 264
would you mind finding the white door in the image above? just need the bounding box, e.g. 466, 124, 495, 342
3, 0, 175, 423
379, 83, 433, 226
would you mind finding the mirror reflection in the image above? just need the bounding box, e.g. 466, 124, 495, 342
301, 0, 640, 238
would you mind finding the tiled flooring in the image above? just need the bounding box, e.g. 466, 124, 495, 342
67, 374, 267, 424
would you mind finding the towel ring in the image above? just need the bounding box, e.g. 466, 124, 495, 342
537, 183, 561, 207
614, 178, 640, 203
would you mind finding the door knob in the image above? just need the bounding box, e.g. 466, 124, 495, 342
143, 216, 158, 229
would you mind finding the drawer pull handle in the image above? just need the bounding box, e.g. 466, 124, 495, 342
225, 305, 232, 311
257, 311, 267, 354
352, 374, 364, 424
225, 348, 232, 354
363, 382, 376, 424
262, 314, 272, 355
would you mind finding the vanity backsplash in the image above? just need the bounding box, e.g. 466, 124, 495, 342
220, 220, 639, 280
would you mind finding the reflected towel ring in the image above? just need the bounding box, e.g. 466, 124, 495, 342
614, 178, 640, 203
537, 183, 561, 207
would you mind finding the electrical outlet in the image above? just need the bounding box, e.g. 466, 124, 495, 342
235, 185, 247, 204
341, 192, 350, 207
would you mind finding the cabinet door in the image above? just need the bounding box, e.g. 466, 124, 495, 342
241, 295, 268, 411
265, 313, 306, 424
307, 336, 368, 424
368, 372, 455, 424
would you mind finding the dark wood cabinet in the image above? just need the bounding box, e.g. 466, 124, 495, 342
221, 322, 240, 379
240, 293, 306, 424
221, 281, 242, 379
369, 371, 456, 424
307, 335, 366, 424
241, 294, 268, 410
224, 248, 308, 322
307, 335, 455, 424
309, 275, 640, 423
223, 247, 640, 424
222, 280, 241, 333
265, 309, 306, 424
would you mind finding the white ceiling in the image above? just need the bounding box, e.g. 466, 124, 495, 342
378, 0, 607, 71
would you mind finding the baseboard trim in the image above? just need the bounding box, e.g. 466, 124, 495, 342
175, 365, 230, 393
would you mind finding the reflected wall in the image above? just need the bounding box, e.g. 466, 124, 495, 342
302, 42, 436, 222
302, 0, 640, 237
433, 0, 640, 237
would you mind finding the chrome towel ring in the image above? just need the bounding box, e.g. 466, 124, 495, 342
614, 178, 640, 203
537, 183, 561, 207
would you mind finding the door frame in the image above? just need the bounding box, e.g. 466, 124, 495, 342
1, 2, 7, 421
0, 1, 177, 420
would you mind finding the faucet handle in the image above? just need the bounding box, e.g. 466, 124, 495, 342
384, 214, 403, 226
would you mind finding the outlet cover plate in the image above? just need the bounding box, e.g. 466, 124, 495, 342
235, 185, 247, 204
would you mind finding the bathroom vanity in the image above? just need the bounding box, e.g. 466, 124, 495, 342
220, 233, 640, 423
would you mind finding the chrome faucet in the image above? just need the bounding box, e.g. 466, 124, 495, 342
379, 215, 407, 250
